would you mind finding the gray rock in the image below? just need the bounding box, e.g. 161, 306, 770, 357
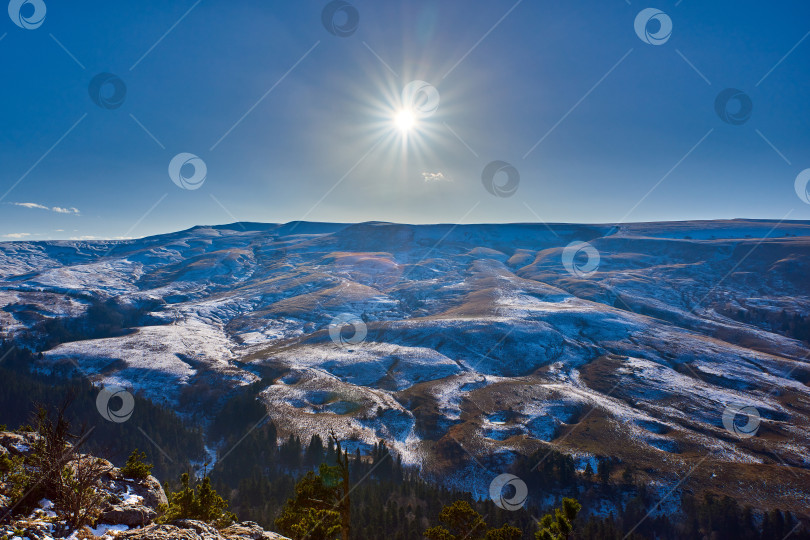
118, 523, 210, 540
125, 474, 168, 508
222, 521, 290, 540
0, 432, 38, 456
116, 521, 291, 540
172, 519, 222, 537
101, 503, 158, 526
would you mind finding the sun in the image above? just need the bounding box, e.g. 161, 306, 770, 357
394, 109, 416, 132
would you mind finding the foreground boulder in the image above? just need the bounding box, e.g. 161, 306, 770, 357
97, 467, 167, 527
100, 503, 158, 527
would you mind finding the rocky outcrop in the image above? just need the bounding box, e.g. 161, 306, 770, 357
0, 431, 290, 540
0, 430, 39, 455
97, 466, 167, 528
101, 503, 158, 527
119, 520, 289, 540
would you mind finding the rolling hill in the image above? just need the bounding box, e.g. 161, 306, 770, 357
1, 219, 809, 517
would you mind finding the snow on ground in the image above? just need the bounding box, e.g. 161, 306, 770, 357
617, 357, 784, 421
24, 260, 142, 296
269, 342, 462, 390
260, 367, 422, 464
36, 498, 57, 518
120, 486, 143, 505
432, 373, 493, 420
87, 523, 130, 538
42, 316, 239, 405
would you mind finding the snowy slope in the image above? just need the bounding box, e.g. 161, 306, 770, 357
1, 219, 810, 514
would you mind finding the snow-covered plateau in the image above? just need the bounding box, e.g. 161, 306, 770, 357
1, 219, 809, 514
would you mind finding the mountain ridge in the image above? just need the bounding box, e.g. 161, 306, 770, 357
6, 217, 810, 246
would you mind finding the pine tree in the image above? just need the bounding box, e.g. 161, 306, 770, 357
159, 472, 235, 528
306, 434, 325, 467
535, 498, 581, 540
424, 500, 487, 540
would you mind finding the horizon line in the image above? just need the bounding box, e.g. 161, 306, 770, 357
3, 217, 810, 244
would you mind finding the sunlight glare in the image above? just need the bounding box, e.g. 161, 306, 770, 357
394, 109, 416, 132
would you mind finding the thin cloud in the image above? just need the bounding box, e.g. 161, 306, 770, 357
422, 171, 452, 182
52, 206, 81, 215
10, 202, 80, 215
13, 202, 48, 210
3, 233, 33, 239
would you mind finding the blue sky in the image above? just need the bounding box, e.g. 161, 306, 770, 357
1, 0, 809, 240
